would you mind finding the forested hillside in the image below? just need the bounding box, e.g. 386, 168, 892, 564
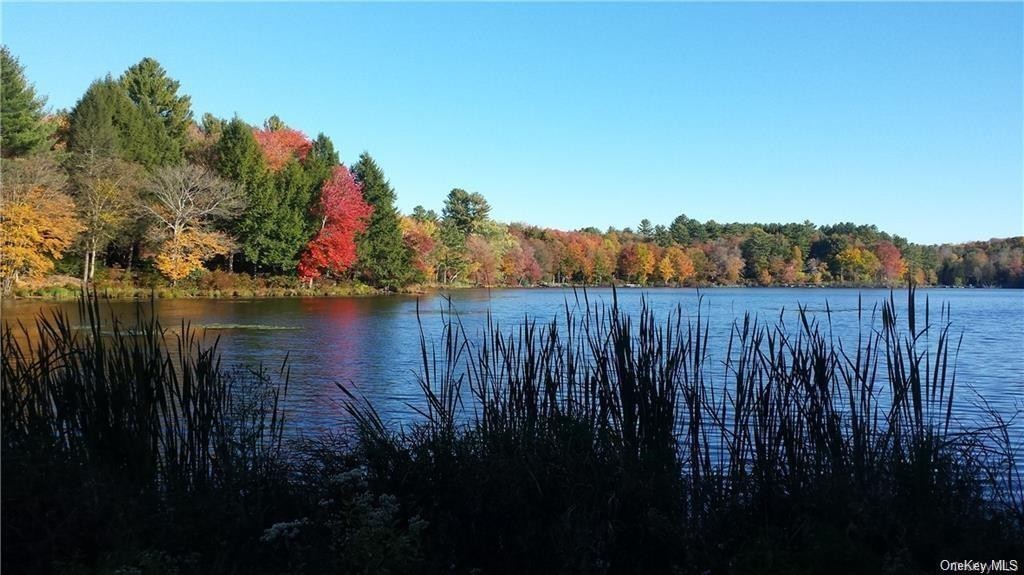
3, 48, 1021, 295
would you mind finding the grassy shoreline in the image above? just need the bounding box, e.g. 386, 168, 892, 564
6, 275, 1004, 302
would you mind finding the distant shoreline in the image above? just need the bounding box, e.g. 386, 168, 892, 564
4, 280, 1016, 303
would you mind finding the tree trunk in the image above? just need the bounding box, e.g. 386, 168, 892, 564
89, 243, 98, 282
126, 242, 135, 274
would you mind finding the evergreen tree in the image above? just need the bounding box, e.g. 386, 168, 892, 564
1, 47, 53, 157
116, 57, 192, 165
442, 188, 490, 235
68, 75, 179, 168
304, 133, 338, 193
263, 159, 318, 271
216, 118, 274, 271
353, 152, 411, 289
68, 77, 138, 160
637, 218, 655, 240
263, 115, 286, 132
437, 220, 469, 284
119, 57, 192, 146
412, 205, 438, 223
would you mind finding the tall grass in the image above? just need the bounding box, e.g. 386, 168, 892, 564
3, 288, 1021, 573
342, 287, 1023, 573
1, 295, 290, 573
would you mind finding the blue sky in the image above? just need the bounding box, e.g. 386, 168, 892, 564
2, 2, 1021, 244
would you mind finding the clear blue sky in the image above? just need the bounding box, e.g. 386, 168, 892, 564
2, 2, 1021, 244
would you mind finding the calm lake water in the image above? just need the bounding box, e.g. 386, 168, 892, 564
3, 288, 1023, 440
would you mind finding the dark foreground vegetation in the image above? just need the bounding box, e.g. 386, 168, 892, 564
3, 290, 1022, 574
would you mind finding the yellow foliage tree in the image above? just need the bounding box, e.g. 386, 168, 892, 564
666, 246, 695, 285
656, 255, 675, 285
636, 243, 656, 284
0, 186, 82, 292
836, 245, 881, 282
154, 230, 232, 283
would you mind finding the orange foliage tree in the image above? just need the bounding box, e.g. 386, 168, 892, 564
253, 127, 313, 172
0, 187, 82, 292
400, 216, 437, 283
154, 230, 232, 283
874, 240, 907, 284
0, 156, 82, 292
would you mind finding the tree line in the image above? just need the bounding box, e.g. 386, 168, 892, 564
2, 48, 1022, 294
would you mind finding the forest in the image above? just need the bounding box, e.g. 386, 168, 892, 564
3, 48, 1022, 296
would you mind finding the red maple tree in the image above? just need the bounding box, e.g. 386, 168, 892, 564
298, 166, 373, 283
253, 128, 313, 171
874, 240, 907, 283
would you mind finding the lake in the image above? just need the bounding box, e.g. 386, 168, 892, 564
3, 288, 1023, 440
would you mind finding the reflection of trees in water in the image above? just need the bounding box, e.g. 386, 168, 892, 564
295, 297, 367, 427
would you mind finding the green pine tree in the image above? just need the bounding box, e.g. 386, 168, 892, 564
119, 58, 192, 144
305, 133, 338, 194
261, 159, 318, 271
216, 118, 274, 271
1, 46, 54, 158
109, 58, 192, 167
68, 77, 138, 160
353, 152, 412, 289
442, 188, 491, 235
68, 74, 181, 168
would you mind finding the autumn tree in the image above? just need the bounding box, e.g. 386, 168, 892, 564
500, 236, 542, 286
619, 243, 657, 284
593, 238, 619, 283
0, 156, 82, 292
155, 230, 232, 283
874, 240, 906, 285
466, 234, 499, 285
656, 254, 675, 284
708, 240, 744, 284
636, 243, 656, 284
1, 47, 53, 157
297, 166, 373, 284
253, 118, 313, 172
667, 246, 695, 285
400, 216, 437, 283
353, 152, 412, 289
141, 164, 244, 282
835, 245, 881, 283
69, 155, 140, 283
